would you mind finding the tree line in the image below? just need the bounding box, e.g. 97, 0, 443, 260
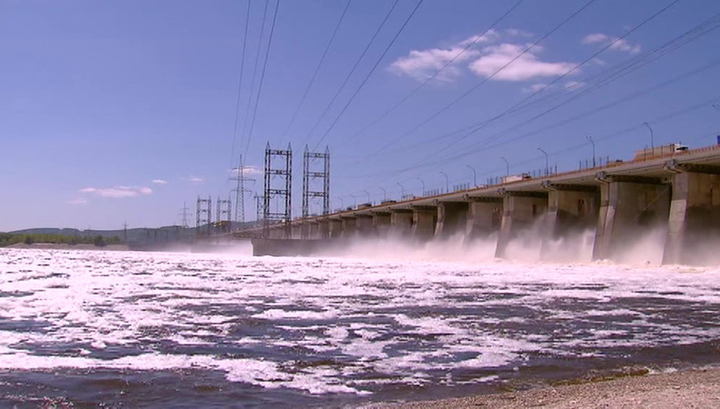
0, 233, 123, 247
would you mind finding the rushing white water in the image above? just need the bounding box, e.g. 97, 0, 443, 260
2, 242, 720, 404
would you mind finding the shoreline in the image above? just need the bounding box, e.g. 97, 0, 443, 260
367, 367, 720, 409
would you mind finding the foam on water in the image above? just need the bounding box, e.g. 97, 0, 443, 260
2, 246, 720, 402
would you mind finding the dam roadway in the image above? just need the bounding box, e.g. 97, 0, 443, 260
236, 143, 720, 265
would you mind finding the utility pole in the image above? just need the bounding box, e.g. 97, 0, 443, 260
537, 148, 549, 176
586, 136, 596, 168
229, 154, 255, 226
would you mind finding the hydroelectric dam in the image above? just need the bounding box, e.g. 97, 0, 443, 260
236, 143, 720, 265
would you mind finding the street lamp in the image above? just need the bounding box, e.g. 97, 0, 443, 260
337, 196, 344, 209
586, 135, 596, 167
537, 147, 549, 176
350, 194, 358, 208
416, 177, 425, 196
500, 157, 510, 177
643, 121, 654, 151
397, 182, 405, 200
362, 189, 371, 204
466, 165, 477, 187
379, 186, 386, 201
440, 171, 449, 193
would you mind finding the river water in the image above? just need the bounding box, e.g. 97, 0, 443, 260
1, 243, 720, 408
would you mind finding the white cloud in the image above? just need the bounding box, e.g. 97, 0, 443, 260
582, 33, 641, 54
523, 83, 550, 93
78, 186, 153, 198
230, 165, 262, 178
66, 198, 87, 205
390, 31, 577, 84
152, 179, 168, 185
468, 43, 577, 82
564, 80, 586, 91
388, 31, 497, 82
188, 176, 204, 183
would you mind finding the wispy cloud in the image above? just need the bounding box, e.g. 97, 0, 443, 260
469, 43, 576, 82
523, 83, 550, 93
230, 165, 262, 178
564, 80, 585, 91
582, 33, 641, 54
388, 31, 498, 82
152, 179, 168, 185
66, 198, 87, 205
390, 30, 577, 84
79, 186, 153, 198
181, 176, 205, 183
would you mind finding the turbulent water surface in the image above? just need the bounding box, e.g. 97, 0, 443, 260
1, 246, 720, 408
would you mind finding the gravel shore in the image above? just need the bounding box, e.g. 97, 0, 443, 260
366, 368, 720, 409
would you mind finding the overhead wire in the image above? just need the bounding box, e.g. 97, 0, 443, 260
243, 0, 281, 159
310, 0, 425, 151
229, 0, 253, 169
346, 0, 526, 143
298, 0, 401, 150
277, 0, 352, 146
363, 0, 597, 158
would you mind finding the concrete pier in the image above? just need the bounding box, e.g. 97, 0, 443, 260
390, 210, 413, 236
356, 215, 374, 236
663, 164, 720, 264
495, 192, 547, 258
544, 183, 599, 238
341, 217, 357, 238
465, 198, 502, 239
329, 219, 343, 239
593, 174, 670, 261
412, 206, 436, 240
434, 202, 468, 239
372, 212, 392, 236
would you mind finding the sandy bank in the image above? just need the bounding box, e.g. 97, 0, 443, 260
368, 368, 720, 409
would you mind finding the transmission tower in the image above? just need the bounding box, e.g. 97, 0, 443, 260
179, 202, 190, 229
254, 193, 264, 225
229, 154, 255, 226
216, 196, 232, 233
196, 196, 212, 238
302, 145, 330, 238
263, 142, 292, 238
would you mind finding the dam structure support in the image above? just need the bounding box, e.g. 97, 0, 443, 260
237, 144, 720, 265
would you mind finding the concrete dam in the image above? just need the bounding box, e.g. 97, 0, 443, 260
238, 143, 720, 265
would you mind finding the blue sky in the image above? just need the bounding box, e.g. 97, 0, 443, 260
1, 0, 720, 231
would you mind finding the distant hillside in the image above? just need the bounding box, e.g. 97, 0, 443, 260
9, 222, 256, 245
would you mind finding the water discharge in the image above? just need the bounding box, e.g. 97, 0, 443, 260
1, 235, 720, 407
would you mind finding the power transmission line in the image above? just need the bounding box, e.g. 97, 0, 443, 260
243, 0, 281, 160
229, 0, 253, 168
298, 0, 401, 149
278, 0, 352, 146
347, 0, 526, 143
310, 0, 425, 151
364, 0, 597, 158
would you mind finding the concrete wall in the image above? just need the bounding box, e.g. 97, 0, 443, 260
546, 188, 599, 238
465, 200, 502, 239
390, 211, 413, 236
412, 207, 436, 240
373, 213, 392, 236
495, 194, 547, 258
593, 180, 670, 261
341, 217, 357, 238
356, 216, 374, 236
329, 219, 343, 239
663, 172, 720, 265
435, 202, 468, 239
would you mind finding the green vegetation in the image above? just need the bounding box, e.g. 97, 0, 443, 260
0, 233, 122, 247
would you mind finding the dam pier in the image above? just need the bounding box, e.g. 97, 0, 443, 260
238, 143, 720, 264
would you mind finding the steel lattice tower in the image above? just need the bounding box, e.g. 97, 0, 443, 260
263, 142, 292, 238
195, 196, 212, 238
229, 155, 255, 226
301, 145, 330, 238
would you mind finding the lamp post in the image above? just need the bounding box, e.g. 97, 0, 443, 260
350, 194, 358, 208
643, 121, 654, 152
537, 148, 549, 176
362, 189, 371, 204
500, 157, 510, 177
397, 182, 405, 200
586, 135, 596, 167
440, 171, 449, 193
379, 187, 386, 201
337, 196, 344, 209
466, 165, 477, 187
416, 177, 425, 196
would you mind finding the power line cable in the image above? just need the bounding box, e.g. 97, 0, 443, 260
229, 0, 253, 168
310, 0, 425, 151
346, 0, 526, 143
243, 0, 281, 160
298, 0, 401, 149
278, 0, 352, 146
364, 0, 597, 158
